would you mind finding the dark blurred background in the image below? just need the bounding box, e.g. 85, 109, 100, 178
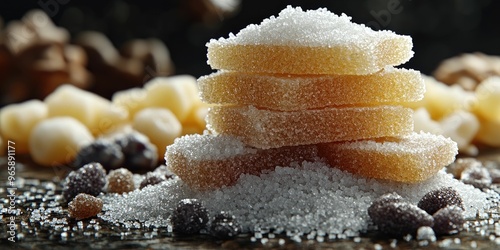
1, 0, 499, 82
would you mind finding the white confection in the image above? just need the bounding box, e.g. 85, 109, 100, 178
100, 160, 495, 235
166, 132, 257, 161
208, 6, 411, 48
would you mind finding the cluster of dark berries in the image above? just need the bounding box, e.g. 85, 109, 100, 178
62, 162, 107, 201
368, 187, 465, 238
72, 131, 158, 171
170, 199, 241, 239
62, 163, 174, 221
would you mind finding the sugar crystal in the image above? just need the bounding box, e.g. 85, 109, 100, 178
207, 6, 413, 75
100, 160, 495, 236
166, 133, 317, 190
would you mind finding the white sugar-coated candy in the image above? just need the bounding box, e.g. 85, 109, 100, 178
412, 108, 479, 155
421, 76, 474, 120
475, 117, 500, 147
29, 117, 94, 166
181, 103, 208, 135
167, 132, 257, 162
439, 111, 479, 156
112, 88, 149, 120
144, 75, 199, 123
412, 108, 443, 135
133, 108, 182, 159
474, 76, 500, 123
0, 100, 48, 153
45, 84, 129, 135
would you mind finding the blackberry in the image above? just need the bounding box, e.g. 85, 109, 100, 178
370, 202, 434, 237
139, 172, 166, 189
210, 211, 241, 239
417, 187, 464, 215
62, 162, 107, 201
72, 139, 124, 170
368, 193, 404, 220
115, 132, 158, 170
432, 205, 464, 235
170, 199, 209, 235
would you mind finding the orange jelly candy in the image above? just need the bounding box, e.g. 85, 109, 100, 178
165, 133, 318, 190
198, 68, 423, 111
207, 105, 414, 149
317, 132, 458, 183
206, 7, 413, 75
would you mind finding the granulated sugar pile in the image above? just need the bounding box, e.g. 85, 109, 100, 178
100, 160, 495, 236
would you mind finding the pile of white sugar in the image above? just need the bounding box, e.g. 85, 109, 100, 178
100, 160, 496, 236
208, 5, 411, 48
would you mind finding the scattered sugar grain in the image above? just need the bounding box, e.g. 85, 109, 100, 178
100, 161, 496, 237
278, 238, 286, 245
416, 226, 436, 242
208, 6, 409, 48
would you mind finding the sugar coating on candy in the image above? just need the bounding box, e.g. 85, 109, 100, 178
207, 6, 413, 75
207, 105, 414, 149
62, 162, 107, 201
100, 161, 494, 235
417, 187, 464, 215
72, 138, 124, 170
199, 68, 424, 111
210, 211, 242, 239
107, 168, 135, 194
368, 193, 404, 220
68, 193, 103, 220
432, 205, 464, 235
170, 199, 209, 235
166, 133, 318, 190
416, 226, 436, 242
317, 132, 458, 183
369, 202, 434, 237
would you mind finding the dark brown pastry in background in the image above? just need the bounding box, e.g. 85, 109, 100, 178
75, 32, 175, 99
0, 9, 175, 105
0, 10, 92, 105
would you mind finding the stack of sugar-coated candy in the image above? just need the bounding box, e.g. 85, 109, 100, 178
165, 6, 458, 190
